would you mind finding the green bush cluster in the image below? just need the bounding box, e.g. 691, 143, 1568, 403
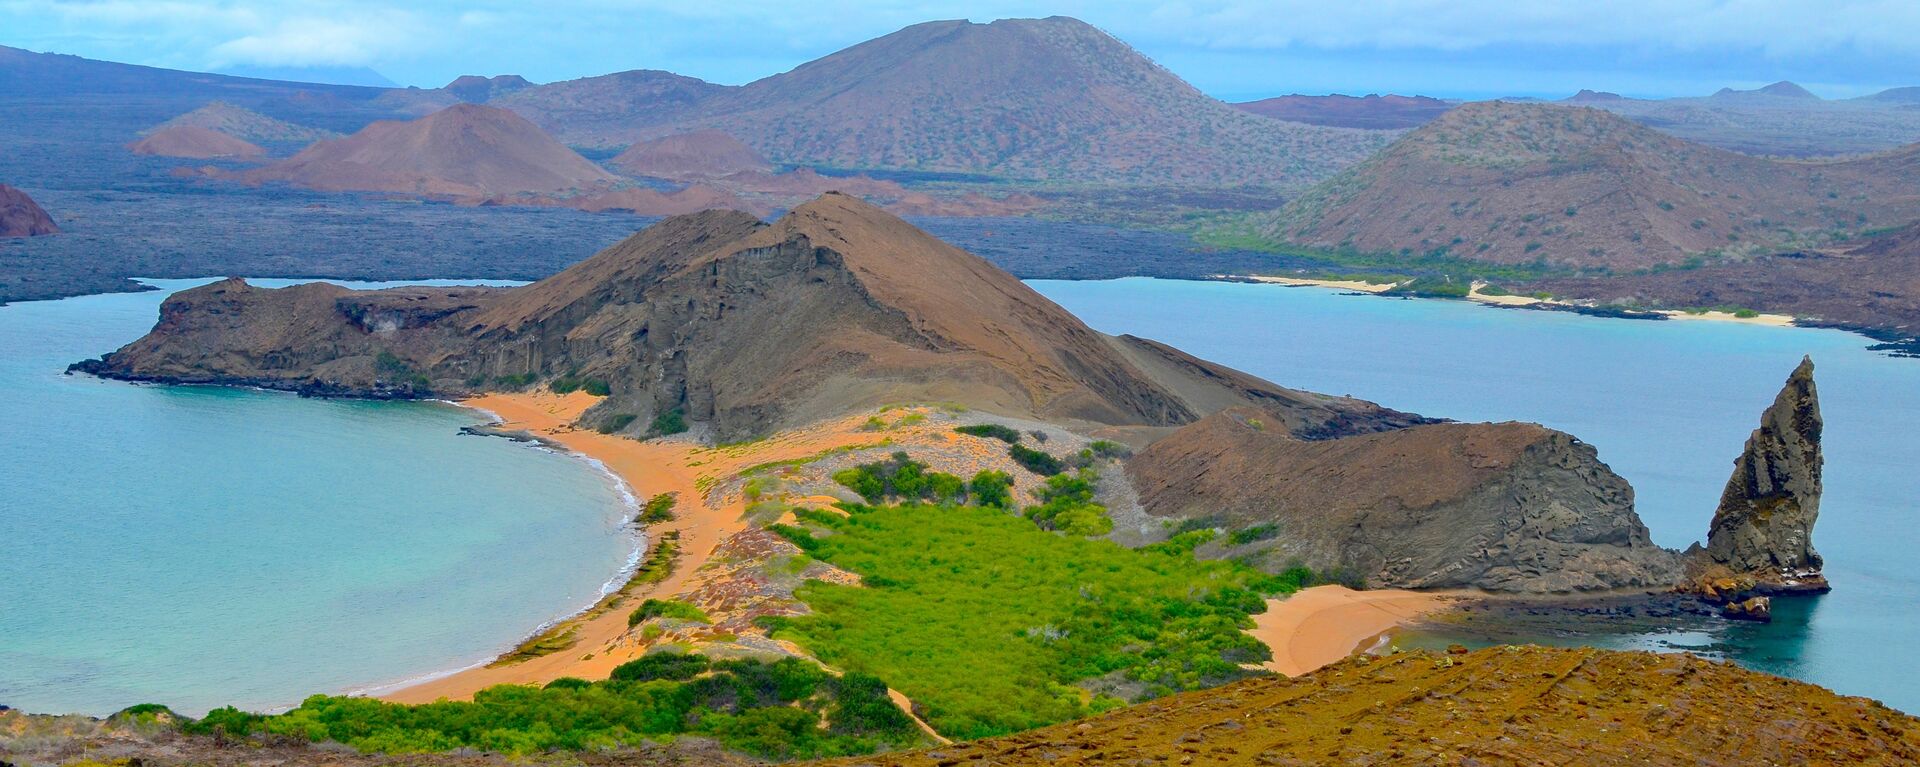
1383, 276, 1471, 299
372, 351, 431, 391
627, 598, 710, 628
831, 452, 968, 505
649, 409, 688, 437
1227, 523, 1281, 546
1022, 471, 1112, 537
491, 372, 538, 389
770, 501, 1301, 740
550, 375, 611, 397
1007, 444, 1064, 476
181, 656, 919, 760
953, 424, 1022, 444
969, 470, 1014, 509
640, 492, 677, 524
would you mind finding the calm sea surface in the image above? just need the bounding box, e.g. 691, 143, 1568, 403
0, 279, 637, 717
1032, 278, 1920, 713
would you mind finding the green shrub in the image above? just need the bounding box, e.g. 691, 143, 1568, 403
832, 452, 968, 505
1227, 523, 1281, 546
551, 375, 612, 397
610, 651, 710, 681
492, 372, 538, 389
1007, 444, 1064, 476
649, 409, 688, 436
969, 470, 1013, 509
627, 598, 710, 627
771, 502, 1297, 739
954, 424, 1021, 444
192, 656, 921, 759
640, 492, 677, 523
1023, 471, 1111, 537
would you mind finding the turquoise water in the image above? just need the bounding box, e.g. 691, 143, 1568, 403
0, 279, 638, 717
1031, 278, 1920, 712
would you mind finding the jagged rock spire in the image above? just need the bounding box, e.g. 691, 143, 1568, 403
1705, 356, 1824, 576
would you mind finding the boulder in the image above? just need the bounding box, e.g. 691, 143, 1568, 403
1700, 356, 1829, 594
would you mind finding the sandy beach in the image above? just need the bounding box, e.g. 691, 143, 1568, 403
1246, 585, 1462, 676
1227, 274, 1799, 328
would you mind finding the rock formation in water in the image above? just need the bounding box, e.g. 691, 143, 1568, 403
1692, 356, 1829, 601
1127, 406, 1683, 592
0, 184, 59, 236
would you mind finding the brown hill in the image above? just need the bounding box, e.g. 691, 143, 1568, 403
1233, 93, 1454, 129
0, 184, 59, 236
1252, 100, 1920, 270
1127, 406, 1680, 592
76, 194, 1423, 442
492, 69, 730, 146
610, 130, 771, 180
237, 103, 619, 197
501, 18, 1387, 186
822, 646, 1920, 766
128, 125, 266, 159
444, 74, 533, 103
145, 101, 338, 144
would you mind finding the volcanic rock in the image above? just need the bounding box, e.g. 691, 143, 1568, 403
1699, 356, 1828, 594
1127, 406, 1682, 592
0, 184, 59, 236
444, 74, 534, 103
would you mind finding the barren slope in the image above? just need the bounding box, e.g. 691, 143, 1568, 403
821, 647, 1920, 766
1254, 101, 1920, 270
239, 103, 618, 197
128, 125, 265, 159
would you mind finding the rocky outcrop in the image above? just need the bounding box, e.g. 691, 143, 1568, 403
444, 74, 534, 103
827, 647, 1920, 766
1690, 356, 1829, 599
1127, 407, 1682, 592
0, 184, 59, 236
74, 194, 1424, 443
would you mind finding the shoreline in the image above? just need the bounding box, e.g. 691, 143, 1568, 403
1245, 585, 1465, 676
1226, 274, 1800, 328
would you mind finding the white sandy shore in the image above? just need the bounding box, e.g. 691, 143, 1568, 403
1228, 274, 1799, 328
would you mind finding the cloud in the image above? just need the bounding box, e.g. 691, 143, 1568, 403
208, 13, 425, 67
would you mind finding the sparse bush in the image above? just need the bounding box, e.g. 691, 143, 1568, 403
640, 492, 677, 523
649, 409, 688, 436
954, 424, 1021, 444
598, 413, 638, 434
1008, 444, 1064, 476
627, 598, 709, 627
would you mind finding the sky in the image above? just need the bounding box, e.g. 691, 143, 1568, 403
3, 1, 1918, 99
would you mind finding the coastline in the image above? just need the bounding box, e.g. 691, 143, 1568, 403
1245, 585, 1465, 676
1227, 274, 1799, 328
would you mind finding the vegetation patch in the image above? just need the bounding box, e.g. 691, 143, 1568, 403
598, 413, 638, 434
1007, 444, 1065, 476
627, 598, 709, 628
550, 374, 611, 397
640, 492, 677, 524
183, 656, 921, 760
769, 501, 1308, 739
1022, 470, 1113, 537
649, 409, 688, 437
831, 451, 996, 506
954, 423, 1022, 444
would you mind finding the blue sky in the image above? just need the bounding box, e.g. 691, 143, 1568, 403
4, 1, 1917, 99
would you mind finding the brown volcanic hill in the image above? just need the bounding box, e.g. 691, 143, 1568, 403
1127, 406, 1680, 592
78, 194, 1423, 442
1232, 93, 1454, 129
1251, 100, 1920, 270
492, 69, 731, 146
145, 101, 338, 144
681, 17, 1390, 185
610, 130, 771, 180
822, 646, 1920, 766
519, 17, 1388, 186
128, 125, 266, 159
237, 103, 619, 197
444, 74, 534, 103
0, 184, 59, 236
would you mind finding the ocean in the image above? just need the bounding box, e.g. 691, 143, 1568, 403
0, 279, 638, 717
1031, 277, 1920, 713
